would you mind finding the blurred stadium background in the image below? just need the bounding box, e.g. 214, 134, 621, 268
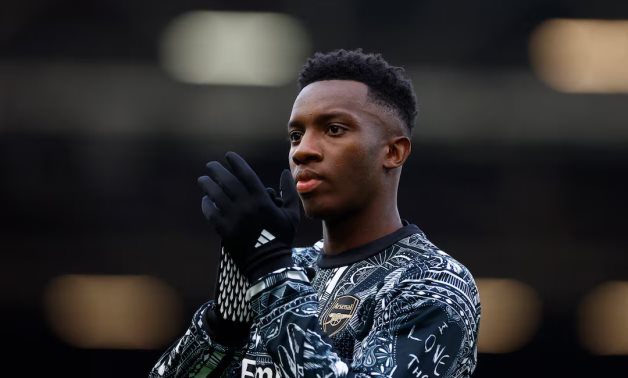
1, 0, 627, 376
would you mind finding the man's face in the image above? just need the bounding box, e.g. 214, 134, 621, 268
288, 80, 394, 220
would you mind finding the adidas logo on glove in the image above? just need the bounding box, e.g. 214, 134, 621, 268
255, 229, 276, 248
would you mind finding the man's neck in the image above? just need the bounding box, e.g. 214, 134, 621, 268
321, 207, 403, 255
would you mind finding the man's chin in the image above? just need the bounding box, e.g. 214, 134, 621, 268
302, 202, 345, 221
302, 202, 329, 220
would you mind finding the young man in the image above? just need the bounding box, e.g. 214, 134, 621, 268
150, 49, 480, 378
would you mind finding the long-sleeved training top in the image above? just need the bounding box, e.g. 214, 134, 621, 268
150, 223, 481, 378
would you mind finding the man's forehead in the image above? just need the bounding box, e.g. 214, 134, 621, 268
292, 80, 370, 110
288, 79, 405, 135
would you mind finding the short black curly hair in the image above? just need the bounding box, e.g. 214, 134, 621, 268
297, 48, 418, 134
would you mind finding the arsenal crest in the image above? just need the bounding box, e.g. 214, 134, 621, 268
321, 295, 360, 336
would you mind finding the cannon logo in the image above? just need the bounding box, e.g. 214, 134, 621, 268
321, 295, 359, 336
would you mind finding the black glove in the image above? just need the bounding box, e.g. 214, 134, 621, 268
205, 186, 288, 334
198, 151, 300, 282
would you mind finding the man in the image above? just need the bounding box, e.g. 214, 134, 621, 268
150, 49, 480, 378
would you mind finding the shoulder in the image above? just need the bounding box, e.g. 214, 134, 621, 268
397, 231, 476, 287
381, 230, 480, 315
374, 232, 480, 342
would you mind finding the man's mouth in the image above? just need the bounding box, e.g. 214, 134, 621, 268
294, 169, 323, 194
296, 178, 322, 194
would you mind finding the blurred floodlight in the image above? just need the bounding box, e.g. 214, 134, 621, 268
579, 281, 628, 355
160, 11, 310, 86
530, 18, 628, 93
476, 278, 542, 353
44, 274, 184, 349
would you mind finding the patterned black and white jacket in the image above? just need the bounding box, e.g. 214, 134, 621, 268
149, 223, 481, 378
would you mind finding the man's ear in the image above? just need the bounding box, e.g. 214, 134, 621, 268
383, 136, 411, 169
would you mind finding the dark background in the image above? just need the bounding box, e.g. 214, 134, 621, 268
1, 0, 627, 376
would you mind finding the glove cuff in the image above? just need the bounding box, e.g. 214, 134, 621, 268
244, 248, 294, 282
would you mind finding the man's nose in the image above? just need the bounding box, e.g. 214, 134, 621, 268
291, 131, 323, 165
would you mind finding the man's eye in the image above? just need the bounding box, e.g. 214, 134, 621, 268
328, 125, 345, 135
289, 131, 303, 142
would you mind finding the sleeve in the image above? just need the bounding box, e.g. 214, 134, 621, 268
248, 267, 479, 378
148, 301, 246, 378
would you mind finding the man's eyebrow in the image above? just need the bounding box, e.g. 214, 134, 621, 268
287, 119, 302, 129
288, 111, 356, 129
